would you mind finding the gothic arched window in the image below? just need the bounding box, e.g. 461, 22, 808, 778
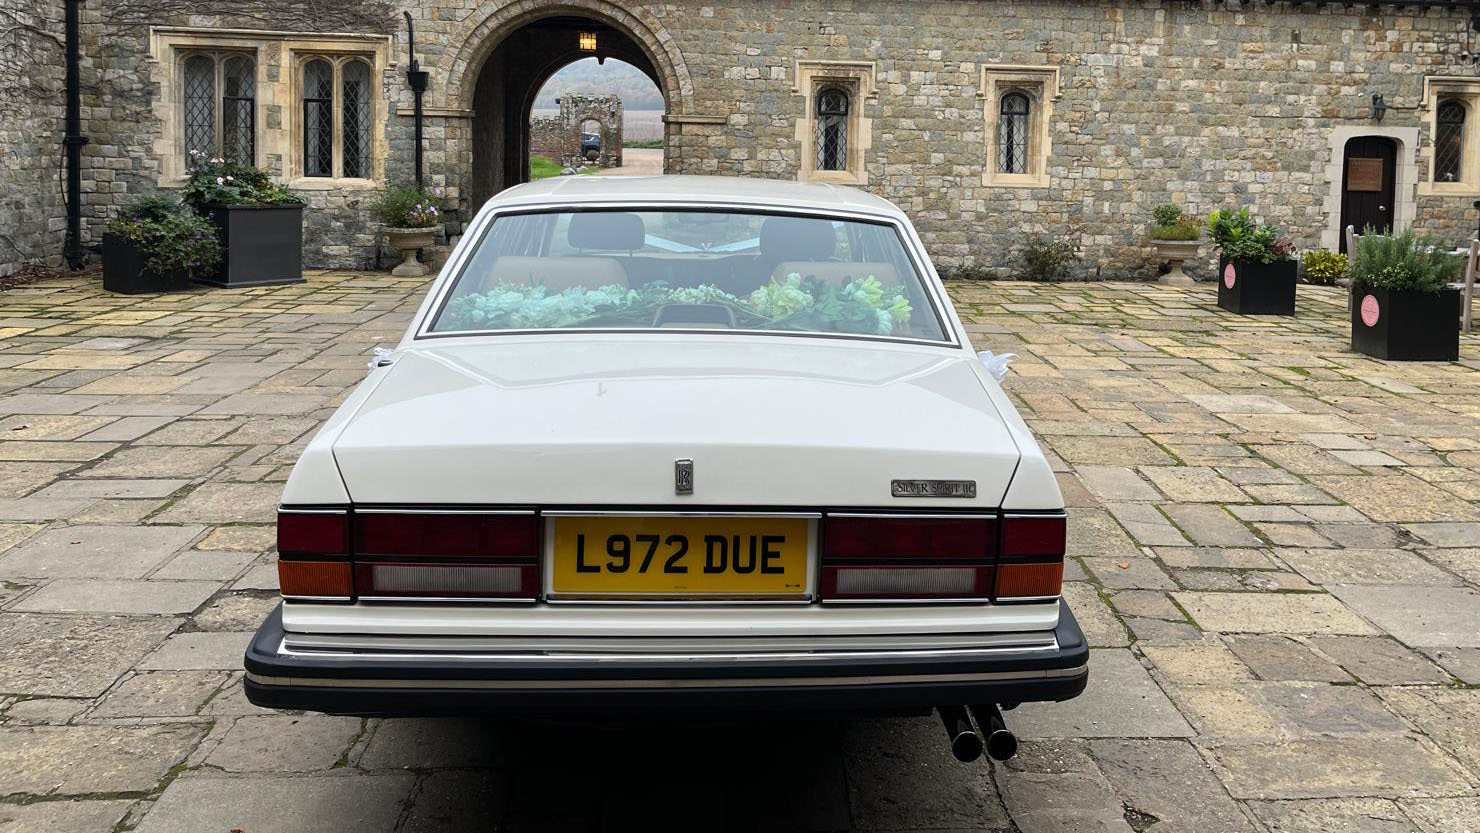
1436, 99, 1466, 184
998, 92, 1030, 175
816, 88, 849, 172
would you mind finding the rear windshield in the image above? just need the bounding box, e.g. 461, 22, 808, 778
425, 209, 947, 341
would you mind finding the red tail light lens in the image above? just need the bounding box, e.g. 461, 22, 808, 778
277, 509, 351, 601
820, 515, 995, 601
353, 511, 539, 601
995, 514, 1066, 601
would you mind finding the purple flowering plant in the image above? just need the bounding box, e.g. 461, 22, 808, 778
369, 185, 444, 229
107, 193, 221, 276
182, 150, 304, 209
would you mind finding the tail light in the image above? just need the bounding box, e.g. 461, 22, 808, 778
819, 515, 995, 601
995, 514, 1066, 602
353, 511, 539, 600
276, 508, 540, 602
278, 509, 352, 601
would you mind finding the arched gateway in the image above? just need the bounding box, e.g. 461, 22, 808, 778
446, 0, 691, 210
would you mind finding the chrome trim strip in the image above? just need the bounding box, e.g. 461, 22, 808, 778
282, 631, 1058, 654
283, 595, 353, 603
819, 597, 992, 606
278, 508, 346, 514
358, 596, 537, 604
274, 640, 1060, 663
826, 512, 994, 519
248, 662, 1087, 691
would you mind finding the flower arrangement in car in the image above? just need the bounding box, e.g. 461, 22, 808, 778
181, 150, 305, 288
102, 194, 220, 294
370, 185, 445, 277
1207, 206, 1298, 315
442, 273, 915, 336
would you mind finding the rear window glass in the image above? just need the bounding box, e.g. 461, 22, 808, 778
425, 209, 947, 342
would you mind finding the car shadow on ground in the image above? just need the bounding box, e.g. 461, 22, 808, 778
371, 714, 1005, 831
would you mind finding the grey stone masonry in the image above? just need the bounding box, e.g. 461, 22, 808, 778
8, 0, 1480, 276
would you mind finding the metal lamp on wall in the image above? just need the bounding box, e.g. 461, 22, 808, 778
1371, 94, 1388, 123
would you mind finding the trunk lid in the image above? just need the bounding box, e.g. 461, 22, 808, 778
331, 338, 1020, 506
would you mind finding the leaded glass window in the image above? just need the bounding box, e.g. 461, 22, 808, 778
815, 88, 849, 172
1436, 99, 1466, 184
221, 55, 256, 164
342, 61, 372, 179
998, 93, 1030, 175
304, 59, 334, 177
183, 55, 216, 160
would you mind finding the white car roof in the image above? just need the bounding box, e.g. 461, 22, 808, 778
487, 175, 906, 219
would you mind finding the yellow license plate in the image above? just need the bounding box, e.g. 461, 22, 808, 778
550, 516, 809, 598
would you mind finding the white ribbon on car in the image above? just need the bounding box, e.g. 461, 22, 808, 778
976, 350, 1016, 382
366, 346, 396, 374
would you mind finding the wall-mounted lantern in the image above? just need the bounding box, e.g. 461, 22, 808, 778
1371, 94, 1388, 123
579, 31, 598, 52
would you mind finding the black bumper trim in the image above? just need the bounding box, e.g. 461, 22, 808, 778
243, 600, 1089, 716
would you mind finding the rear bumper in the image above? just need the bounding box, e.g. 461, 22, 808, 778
243, 600, 1089, 716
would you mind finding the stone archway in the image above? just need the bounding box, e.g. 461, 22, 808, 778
449, 1, 689, 209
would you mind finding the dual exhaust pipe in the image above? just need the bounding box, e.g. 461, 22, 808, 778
938, 703, 1018, 763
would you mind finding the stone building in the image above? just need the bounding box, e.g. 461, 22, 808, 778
6, 0, 1480, 278
530, 93, 624, 169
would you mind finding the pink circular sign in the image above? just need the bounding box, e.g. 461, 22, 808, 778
1360, 294, 1380, 327
1223, 262, 1237, 289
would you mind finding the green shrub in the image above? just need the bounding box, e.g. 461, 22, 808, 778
368, 185, 443, 228
107, 194, 221, 277
1349, 227, 1461, 293
1151, 204, 1183, 227
1206, 207, 1294, 264
182, 150, 303, 209
1022, 235, 1079, 281
1300, 249, 1348, 285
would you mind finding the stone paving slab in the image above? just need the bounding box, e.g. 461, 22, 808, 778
0, 276, 1476, 829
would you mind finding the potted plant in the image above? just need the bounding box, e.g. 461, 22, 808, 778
1301, 249, 1348, 286
369, 185, 444, 277
102, 194, 220, 295
1147, 203, 1203, 285
1348, 227, 1462, 361
1207, 207, 1297, 315
183, 150, 305, 287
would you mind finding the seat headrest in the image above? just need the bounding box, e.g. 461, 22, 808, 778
568, 212, 644, 251
760, 217, 836, 261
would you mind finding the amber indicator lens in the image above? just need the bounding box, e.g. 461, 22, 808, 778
278, 560, 353, 600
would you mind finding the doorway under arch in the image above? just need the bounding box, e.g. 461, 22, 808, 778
465, 10, 676, 210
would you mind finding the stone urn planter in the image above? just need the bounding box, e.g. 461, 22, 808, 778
197, 204, 304, 288
1350, 284, 1461, 361
102, 233, 190, 295
1152, 238, 1202, 285
1217, 257, 1297, 316
385, 227, 437, 277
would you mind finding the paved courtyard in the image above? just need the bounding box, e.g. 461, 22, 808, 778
0, 273, 1478, 832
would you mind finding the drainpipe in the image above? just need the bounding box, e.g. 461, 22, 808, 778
404, 11, 428, 189
63, 0, 88, 270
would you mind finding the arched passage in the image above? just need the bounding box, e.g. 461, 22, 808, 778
458, 4, 687, 210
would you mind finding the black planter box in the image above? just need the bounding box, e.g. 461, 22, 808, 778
1350, 284, 1461, 361
101, 233, 190, 295
1217, 257, 1297, 315
198, 203, 304, 288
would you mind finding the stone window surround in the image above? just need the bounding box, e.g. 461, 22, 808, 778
1318, 125, 1420, 252
148, 27, 393, 190
291, 53, 378, 183
980, 65, 1059, 188
793, 60, 875, 185
1420, 76, 1480, 197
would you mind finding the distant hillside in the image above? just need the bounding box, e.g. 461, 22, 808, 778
534, 58, 665, 110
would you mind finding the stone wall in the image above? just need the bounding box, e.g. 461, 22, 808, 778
0, 0, 67, 275
18, 0, 1480, 277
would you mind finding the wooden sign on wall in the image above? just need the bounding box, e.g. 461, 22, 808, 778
1347, 158, 1385, 192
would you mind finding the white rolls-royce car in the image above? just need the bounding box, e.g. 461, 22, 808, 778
245, 176, 1086, 761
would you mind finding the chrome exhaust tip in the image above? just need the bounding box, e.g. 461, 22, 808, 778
937, 704, 984, 763
969, 703, 1019, 762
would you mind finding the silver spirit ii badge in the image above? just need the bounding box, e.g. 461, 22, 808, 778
892, 479, 977, 498
675, 459, 694, 495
